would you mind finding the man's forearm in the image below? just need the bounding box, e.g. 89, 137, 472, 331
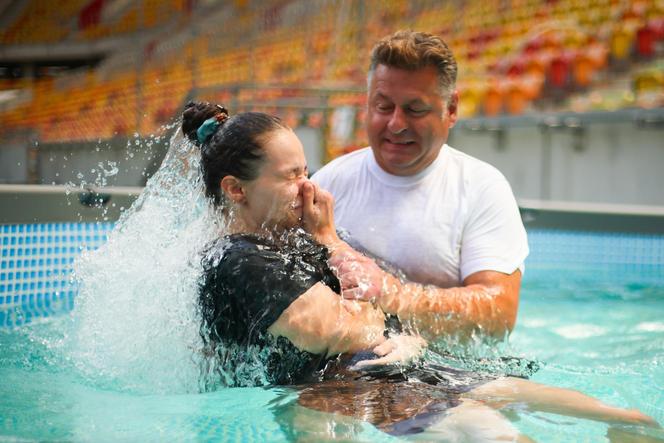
378, 274, 518, 340
328, 244, 520, 340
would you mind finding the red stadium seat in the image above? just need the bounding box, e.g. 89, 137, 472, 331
635, 22, 657, 59
548, 51, 573, 90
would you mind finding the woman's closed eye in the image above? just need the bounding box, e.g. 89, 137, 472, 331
285, 166, 308, 180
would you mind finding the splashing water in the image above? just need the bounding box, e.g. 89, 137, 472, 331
26, 122, 532, 396
60, 128, 221, 394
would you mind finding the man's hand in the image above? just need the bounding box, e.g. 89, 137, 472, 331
350, 334, 427, 370
329, 248, 388, 302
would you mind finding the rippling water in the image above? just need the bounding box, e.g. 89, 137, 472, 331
1, 126, 663, 440
509, 265, 664, 442
2, 268, 662, 442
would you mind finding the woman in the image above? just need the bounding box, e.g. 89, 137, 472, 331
187, 102, 391, 388
183, 102, 658, 438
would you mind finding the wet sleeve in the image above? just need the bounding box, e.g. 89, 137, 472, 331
210, 246, 321, 343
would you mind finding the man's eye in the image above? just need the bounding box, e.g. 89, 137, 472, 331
376, 103, 392, 112
409, 108, 428, 115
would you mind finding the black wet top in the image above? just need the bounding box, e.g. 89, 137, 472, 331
199, 230, 341, 387
198, 229, 537, 408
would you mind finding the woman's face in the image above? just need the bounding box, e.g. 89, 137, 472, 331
240, 128, 309, 232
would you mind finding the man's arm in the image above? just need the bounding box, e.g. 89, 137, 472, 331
301, 180, 523, 341
330, 247, 521, 340
383, 269, 521, 340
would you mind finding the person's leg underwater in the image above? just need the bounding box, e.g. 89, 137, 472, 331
465, 377, 659, 427
407, 398, 533, 443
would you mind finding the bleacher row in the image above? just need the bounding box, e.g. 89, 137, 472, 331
0, 0, 195, 45
0, 0, 663, 153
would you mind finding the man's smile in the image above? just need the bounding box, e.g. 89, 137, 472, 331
383, 137, 416, 147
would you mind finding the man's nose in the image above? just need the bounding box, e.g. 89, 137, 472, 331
387, 107, 407, 134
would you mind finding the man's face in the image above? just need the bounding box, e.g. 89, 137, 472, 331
241, 128, 308, 232
366, 64, 458, 176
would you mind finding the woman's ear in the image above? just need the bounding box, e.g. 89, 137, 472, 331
220, 176, 246, 204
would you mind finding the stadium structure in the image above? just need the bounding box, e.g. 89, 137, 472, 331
0, 0, 663, 207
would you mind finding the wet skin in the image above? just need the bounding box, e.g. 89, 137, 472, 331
367, 64, 458, 176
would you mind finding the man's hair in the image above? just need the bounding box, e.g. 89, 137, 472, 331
368, 30, 458, 99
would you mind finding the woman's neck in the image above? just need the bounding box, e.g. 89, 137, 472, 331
225, 209, 274, 238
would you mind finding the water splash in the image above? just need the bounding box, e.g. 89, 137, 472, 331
62, 127, 221, 394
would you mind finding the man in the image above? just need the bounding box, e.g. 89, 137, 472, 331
312, 30, 528, 340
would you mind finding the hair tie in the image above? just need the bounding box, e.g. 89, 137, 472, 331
196, 107, 229, 144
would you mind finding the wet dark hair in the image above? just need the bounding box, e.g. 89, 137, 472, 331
182, 101, 288, 206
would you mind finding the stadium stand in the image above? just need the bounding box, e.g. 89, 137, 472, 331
1, 0, 663, 158
0, 0, 192, 44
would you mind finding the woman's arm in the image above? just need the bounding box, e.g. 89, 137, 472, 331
267, 282, 386, 357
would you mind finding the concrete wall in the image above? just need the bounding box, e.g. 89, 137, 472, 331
0, 140, 28, 184
2, 116, 663, 206
449, 120, 664, 206
0, 137, 168, 187
295, 126, 324, 173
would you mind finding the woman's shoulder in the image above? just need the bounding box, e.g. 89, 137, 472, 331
201, 230, 335, 291
208, 233, 274, 252
203, 234, 279, 267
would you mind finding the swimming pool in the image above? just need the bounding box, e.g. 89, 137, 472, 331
1, 224, 662, 441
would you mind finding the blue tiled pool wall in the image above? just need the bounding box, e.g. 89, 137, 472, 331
527, 229, 664, 267
1, 224, 663, 327
0, 223, 112, 327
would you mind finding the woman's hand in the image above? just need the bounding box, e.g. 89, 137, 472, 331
350, 334, 427, 370
301, 180, 399, 308
302, 181, 342, 248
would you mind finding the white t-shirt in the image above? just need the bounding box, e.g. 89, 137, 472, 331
312, 145, 528, 288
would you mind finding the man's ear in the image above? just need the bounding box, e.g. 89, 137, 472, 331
220, 175, 246, 204
447, 90, 459, 127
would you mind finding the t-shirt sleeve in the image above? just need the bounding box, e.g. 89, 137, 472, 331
205, 245, 322, 344
460, 177, 529, 281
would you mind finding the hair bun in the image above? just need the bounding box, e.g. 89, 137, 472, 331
182, 101, 229, 145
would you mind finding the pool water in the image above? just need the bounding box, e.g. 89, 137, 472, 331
509, 264, 664, 441
2, 131, 663, 441
1, 237, 663, 442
